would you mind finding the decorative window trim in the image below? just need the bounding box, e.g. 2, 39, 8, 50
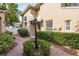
61, 3, 79, 8
24, 16, 27, 21
45, 20, 53, 31
65, 20, 71, 30
25, 22, 27, 26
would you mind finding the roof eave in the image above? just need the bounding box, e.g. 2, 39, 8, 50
21, 3, 43, 16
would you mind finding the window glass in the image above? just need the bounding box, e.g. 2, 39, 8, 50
46, 20, 53, 31
25, 22, 27, 25
65, 20, 70, 30
61, 3, 79, 7
24, 16, 27, 21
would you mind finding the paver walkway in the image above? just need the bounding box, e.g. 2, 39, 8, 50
50, 45, 72, 56
6, 35, 72, 56
6, 36, 30, 56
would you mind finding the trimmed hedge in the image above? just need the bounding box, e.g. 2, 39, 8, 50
0, 32, 14, 54
37, 32, 53, 42
23, 39, 51, 56
18, 29, 29, 37
37, 31, 79, 49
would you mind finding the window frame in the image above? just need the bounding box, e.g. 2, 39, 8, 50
45, 20, 53, 31
61, 3, 79, 7
65, 20, 71, 30
24, 16, 27, 21
25, 22, 27, 26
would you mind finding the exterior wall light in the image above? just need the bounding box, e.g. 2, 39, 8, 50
37, 16, 42, 22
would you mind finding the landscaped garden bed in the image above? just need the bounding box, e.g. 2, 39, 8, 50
37, 31, 79, 55
23, 39, 51, 56
0, 32, 14, 55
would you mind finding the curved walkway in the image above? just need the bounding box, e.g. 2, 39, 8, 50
6, 37, 30, 56
6, 35, 72, 56
50, 45, 72, 56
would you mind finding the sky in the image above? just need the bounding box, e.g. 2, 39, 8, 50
18, 3, 28, 12
18, 3, 28, 22
18, 3, 36, 22
18, 3, 36, 11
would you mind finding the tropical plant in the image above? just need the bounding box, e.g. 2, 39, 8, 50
0, 3, 20, 26
0, 32, 14, 54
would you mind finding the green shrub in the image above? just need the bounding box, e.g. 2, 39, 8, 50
37, 32, 53, 42
37, 31, 79, 49
18, 29, 29, 37
0, 32, 14, 54
23, 39, 51, 56
5, 31, 13, 35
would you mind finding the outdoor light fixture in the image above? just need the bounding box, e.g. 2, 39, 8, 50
27, 14, 34, 24
27, 14, 34, 22
37, 16, 42, 22
37, 16, 42, 30
27, 14, 40, 49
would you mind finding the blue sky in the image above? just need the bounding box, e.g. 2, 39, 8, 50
18, 3, 36, 22
18, 3, 28, 12
18, 3, 36, 11
18, 3, 28, 22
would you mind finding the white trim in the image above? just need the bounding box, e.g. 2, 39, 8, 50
65, 20, 71, 31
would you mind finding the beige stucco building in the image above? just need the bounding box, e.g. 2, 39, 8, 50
0, 10, 6, 33
21, 3, 79, 36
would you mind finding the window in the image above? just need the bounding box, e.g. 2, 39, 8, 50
24, 16, 27, 21
65, 20, 71, 30
61, 3, 79, 7
46, 20, 53, 31
25, 22, 27, 25
23, 16, 27, 26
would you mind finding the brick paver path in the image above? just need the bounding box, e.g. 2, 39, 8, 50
6, 36, 30, 56
50, 45, 72, 56
6, 35, 72, 56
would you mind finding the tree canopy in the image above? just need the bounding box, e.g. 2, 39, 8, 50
0, 3, 20, 26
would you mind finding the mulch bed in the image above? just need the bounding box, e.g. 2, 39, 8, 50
53, 44, 78, 56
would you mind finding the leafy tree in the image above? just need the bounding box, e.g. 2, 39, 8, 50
0, 3, 20, 26
0, 3, 6, 10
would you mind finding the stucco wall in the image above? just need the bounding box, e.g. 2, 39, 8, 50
23, 3, 79, 36
38, 3, 79, 32
0, 12, 6, 33
23, 8, 37, 36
